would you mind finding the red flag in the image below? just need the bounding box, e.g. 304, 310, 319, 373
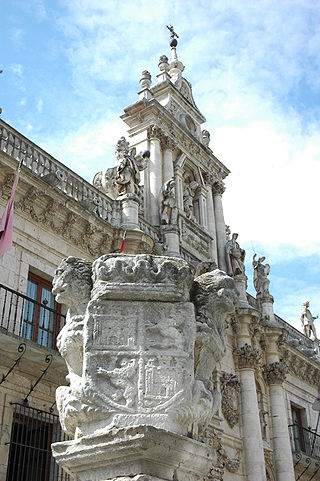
119, 230, 127, 254
0, 162, 22, 258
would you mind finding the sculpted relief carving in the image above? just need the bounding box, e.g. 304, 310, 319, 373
220, 372, 240, 428
191, 270, 238, 432
53, 254, 239, 444
160, 178, 178, 225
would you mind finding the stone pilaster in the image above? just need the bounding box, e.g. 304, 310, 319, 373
147, 125, 163, 226
174, 165, 184, 211
162, 138, 175, 184
205, 181, 217, 263
212, 180, 227, 272
198, 185, 208, 229
264, 331, 295, 481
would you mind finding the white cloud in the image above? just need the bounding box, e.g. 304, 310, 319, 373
37, 99, 43, 113
19, 98, 26, 107
9, 64, 24, 78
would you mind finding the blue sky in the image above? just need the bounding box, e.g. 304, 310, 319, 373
1, 0, 320, 333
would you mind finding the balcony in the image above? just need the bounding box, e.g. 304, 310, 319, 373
0, 283, 66, 350
289, 423, 320, 460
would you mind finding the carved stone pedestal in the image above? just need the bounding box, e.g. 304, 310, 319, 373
119, 193, 140, 229
234, 274, 249, 307
52, 425, 213, 481
51, 254, 223, 481
161, 224, 180, 256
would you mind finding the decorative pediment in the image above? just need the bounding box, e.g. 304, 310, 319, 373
179, 78, 200, 112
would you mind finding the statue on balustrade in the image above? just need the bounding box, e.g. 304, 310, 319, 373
252, 254, 270, 296
301, 300, 318, 340
115, 137, 149, 197
92, 137, 149, 199
161, 178, 178, 225
183, 180, 198, 222
226, 233, 245, 277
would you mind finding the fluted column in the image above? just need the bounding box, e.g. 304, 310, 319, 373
205, 183, 218, 263
235, 310, 267, 481
264, 331, 295, 481
213, 180, 227, 272
198, 186, 208, 229
162, 138, 175, 183
147, 126, 162, 226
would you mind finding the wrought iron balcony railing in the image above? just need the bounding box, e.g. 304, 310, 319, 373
289, 423, 320, 460
0, 283, 66, 350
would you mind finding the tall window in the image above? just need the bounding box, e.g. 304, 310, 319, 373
291, 404, 306, 452
22, 272, 60, 349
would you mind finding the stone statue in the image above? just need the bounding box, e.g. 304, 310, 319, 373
52, 256, 93, 435
226, 233, 245, 277
183, 180, 198, 221
92, 137, 149, 199
160, 178, 177, 225
252, 254, 270, 296
202, 130, 210, 148
301, 300, 318, 340
115, 137, 149, 197
190, 270, 238, 432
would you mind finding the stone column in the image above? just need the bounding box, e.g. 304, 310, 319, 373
147, 125, 163, 226
235, 309, 267, 481
205, 182, 218, 263
213, 181, 227, 272
264, 331, 295, 481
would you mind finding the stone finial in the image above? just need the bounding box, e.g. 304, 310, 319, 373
139, 70, 151, 90
158, 55, 169, 72
301, 300, 318, 340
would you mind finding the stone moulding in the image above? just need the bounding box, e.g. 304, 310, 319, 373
52, 425, 213, 481
91, 253, 193, 301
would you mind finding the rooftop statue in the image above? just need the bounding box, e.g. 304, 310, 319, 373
226, 233, 245, 277
252, 254, 270, 297
301, 300, 318, 340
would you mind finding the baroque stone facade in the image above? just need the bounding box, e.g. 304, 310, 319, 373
0, 28, 319, 481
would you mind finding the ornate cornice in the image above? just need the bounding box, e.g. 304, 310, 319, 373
234, 343, 262, 369
263, 360, 288, 385
282, 348, 320, 388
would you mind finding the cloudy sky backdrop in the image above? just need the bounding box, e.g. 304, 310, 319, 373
2, 0, 320, 332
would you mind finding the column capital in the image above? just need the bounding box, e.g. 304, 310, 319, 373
263, 360, 288, 385
212, 180, 225, 195
234, 343, 262, 369
147, 124, 163, 140
161, 135, 176, 151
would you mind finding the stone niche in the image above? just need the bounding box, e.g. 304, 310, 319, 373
51, 254, 218, 481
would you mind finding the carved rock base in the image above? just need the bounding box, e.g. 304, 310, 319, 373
52, 425, 213, 481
